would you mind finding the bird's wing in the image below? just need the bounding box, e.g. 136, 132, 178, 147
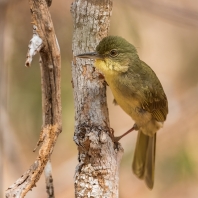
140, 62, 168, 122
141, 89, 168, 122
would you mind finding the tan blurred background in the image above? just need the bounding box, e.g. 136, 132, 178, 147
1, 0, 198, 197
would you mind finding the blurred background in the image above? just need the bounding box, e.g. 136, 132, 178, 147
1, 0, 198, 197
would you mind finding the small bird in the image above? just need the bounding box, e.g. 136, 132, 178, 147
76, 36, 168, 189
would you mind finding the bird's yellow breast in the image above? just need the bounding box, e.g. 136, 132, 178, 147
95, 58, 158, 136
95, 59, 137, 117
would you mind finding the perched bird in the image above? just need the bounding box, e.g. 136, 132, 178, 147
76, 36, 168, 189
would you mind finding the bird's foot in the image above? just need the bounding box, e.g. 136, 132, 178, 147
113, 124, 138, 143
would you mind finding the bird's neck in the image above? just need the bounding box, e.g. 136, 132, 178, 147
94, 56, 141, 80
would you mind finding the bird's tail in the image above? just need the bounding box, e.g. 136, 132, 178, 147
132, 131, 156, 189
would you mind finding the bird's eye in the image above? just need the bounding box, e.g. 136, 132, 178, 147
110, 49, 118, 57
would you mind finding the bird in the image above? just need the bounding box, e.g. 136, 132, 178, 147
76, 36, 168, 189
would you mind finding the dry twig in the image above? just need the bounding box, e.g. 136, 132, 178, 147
5, 0, 61, 197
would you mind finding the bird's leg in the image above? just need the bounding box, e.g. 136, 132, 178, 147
113, 124, 138, 142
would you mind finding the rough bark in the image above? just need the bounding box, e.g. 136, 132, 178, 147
71, 0, 124, 197
5, 0, 61, 197
40, 43, 55, 198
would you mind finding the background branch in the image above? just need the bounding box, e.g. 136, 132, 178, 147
127, 0, 198, 27
5, 0, 62, 197
44, 160, 55, 198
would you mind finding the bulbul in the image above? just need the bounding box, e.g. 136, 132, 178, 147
76, 36, 168, 189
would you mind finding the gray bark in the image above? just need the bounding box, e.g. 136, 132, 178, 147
71, 0, 124, 197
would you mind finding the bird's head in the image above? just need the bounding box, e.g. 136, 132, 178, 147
76, 36, 139, 75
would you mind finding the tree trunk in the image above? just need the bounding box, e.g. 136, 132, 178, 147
71, 0, 124, 197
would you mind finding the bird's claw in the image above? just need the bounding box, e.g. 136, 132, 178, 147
111, 124, 138, 143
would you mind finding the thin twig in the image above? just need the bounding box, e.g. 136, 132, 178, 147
44, 161, 55, 198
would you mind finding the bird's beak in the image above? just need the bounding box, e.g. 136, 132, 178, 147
76, 52, 103, 60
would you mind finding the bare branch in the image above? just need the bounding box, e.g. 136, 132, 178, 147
127, 0, 198, 27
44, 161, 55, 198
5, 0, 62, 197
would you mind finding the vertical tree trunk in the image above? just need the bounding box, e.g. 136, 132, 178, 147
71, 1, 123, 197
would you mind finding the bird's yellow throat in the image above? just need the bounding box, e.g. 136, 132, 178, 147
95, 58, 129, 76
